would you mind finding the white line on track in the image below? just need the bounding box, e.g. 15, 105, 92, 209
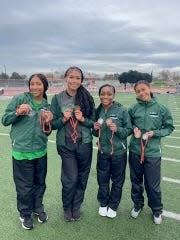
48, 140, 56, 143
162, 210, 180, 221
164, 145, 180, 149
0, 133, 9, 136
163, 177, 180, 184
163, 157, 180, 163
167, 136, 180, 139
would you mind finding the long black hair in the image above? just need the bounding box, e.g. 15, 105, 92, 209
28, 73, 49, 99
64, 66, 95, 117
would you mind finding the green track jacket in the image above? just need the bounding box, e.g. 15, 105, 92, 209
93, 101, 132, 155
1, 92, 50, 152
50, 92, 95, 146
128, 97, 174, 157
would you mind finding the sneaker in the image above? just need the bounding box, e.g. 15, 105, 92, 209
130, 207, 142, 218
153, 213, 162, 225
19, 216, 33, 230
98, 206, 107, 217
106, 208, 117, 218
34, 211, 48, 223
72, 209, 81, 221
64, 210, 73, 222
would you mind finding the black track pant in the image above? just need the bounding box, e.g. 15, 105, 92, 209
13, 155, 47, 218
129, 152, 163, 215
58, 142, 92, 211
97, 151, 127, 211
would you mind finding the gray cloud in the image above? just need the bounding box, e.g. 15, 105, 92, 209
1, 0, 180, 75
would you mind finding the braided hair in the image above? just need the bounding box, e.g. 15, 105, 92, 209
98, 84, 115, 96
64, 66, 95, 117
96, 84, 116, 121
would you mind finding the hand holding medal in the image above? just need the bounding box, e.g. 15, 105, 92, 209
95, 118, 104, 151
140, 132, 149, 163
15, 104, 32, 116
74, 105, 84, 122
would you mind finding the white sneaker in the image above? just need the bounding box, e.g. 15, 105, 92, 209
107, 208, 117, 218
98, 206, 107, 216
153, 214, 162, 225
130, 208, 141, 218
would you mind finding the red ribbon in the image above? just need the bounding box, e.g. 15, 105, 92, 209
39, 110, 52, 134
110, 131, 114, 155
140, 138, 148, 163
69, 116, 78, 143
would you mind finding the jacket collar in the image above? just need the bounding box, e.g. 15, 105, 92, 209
136, 96, 157, 106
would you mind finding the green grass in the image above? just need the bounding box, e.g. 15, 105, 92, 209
151, 81, 170, 87
0, 93, 180, 240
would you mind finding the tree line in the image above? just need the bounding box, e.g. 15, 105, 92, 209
0, 72, 27, 80
118, 70, 152, 88
0, 70, 153, 87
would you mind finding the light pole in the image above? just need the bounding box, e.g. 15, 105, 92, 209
4, 65, 6, 76
3, 64, 9, 87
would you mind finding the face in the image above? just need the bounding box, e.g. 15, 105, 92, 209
29, 76, 44, 100
65, 69, 82, 93
99, 86, 115, 109
135, 83, 152, 101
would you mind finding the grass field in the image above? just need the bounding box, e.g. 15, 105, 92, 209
0, 92, 180, 240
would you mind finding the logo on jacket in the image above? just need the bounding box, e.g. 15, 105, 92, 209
149, 112, 159, 118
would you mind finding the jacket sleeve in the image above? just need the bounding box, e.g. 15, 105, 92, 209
50, 94, 66, 130
1, 95, 23, 126
128, 105, 137, 130
92, 128, 99, 137
153, 105, 175, 137
115, 107, 133, 139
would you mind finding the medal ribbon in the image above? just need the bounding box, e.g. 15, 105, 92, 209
39, 110, 52, 134
140, 138, 148, 163
110, 131, 114, 155
69, 116, 78, 143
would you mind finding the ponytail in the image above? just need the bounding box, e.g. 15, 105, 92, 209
75, 85, 95, 117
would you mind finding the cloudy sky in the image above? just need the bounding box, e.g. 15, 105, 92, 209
1, 0, 180, 75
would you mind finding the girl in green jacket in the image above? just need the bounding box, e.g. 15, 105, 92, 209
1, 74, 53, 230
128, 80, 174, 225
50, 66, 95, 222
93, 84, 132, 218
